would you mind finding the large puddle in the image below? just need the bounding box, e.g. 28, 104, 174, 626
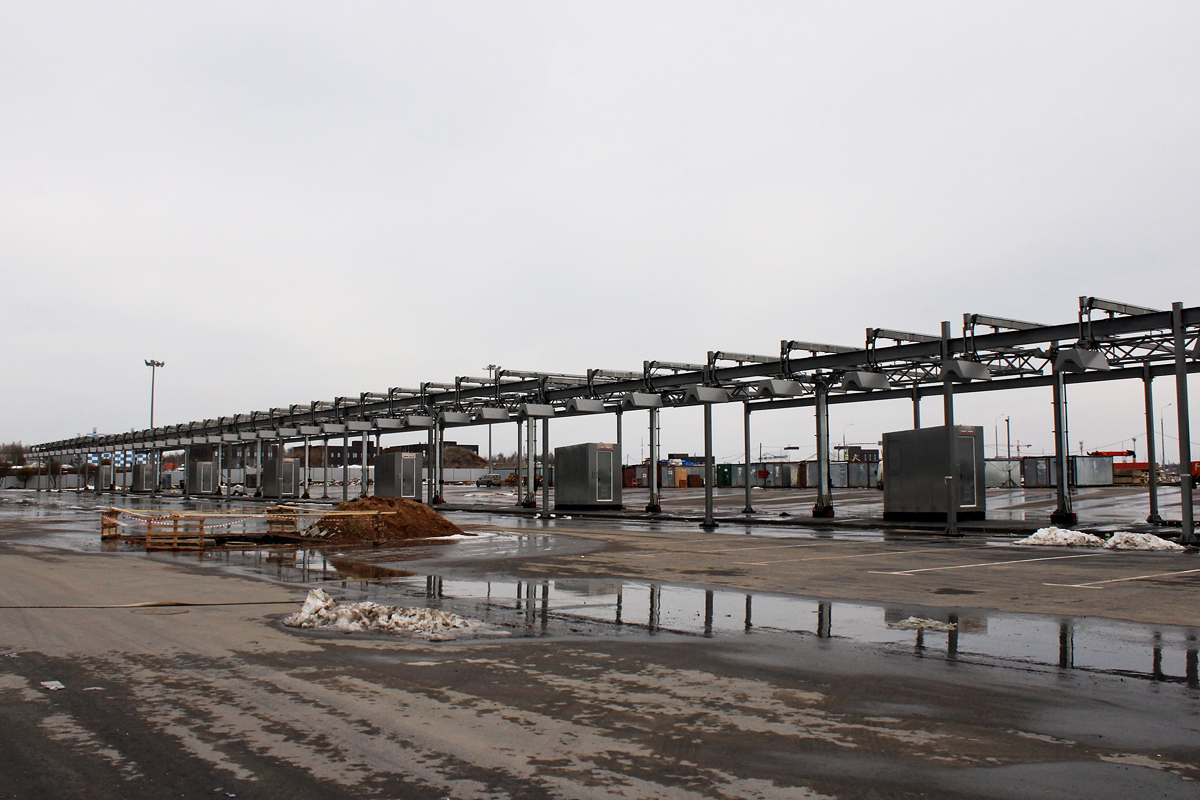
182, 537, 1200, 690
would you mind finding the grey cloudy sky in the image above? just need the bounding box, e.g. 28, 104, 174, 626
3, 1, 1198, 461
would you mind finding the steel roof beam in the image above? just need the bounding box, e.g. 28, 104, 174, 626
37, 305, 1199, 449
1080, 296, 1161, 317
964, 313, 1046, 331
782, 340, 861, 354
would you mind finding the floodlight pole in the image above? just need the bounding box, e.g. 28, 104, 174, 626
144, 360, 164, 429
145, 360, 164, 495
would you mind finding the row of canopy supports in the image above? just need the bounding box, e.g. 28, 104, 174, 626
44, 302, 1195, 543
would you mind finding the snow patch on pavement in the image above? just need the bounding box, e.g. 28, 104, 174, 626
1013, 527, 1184, 550
1103, 531, 1186, 551
1013, 528, 1105, 547
283, 588, 482, 639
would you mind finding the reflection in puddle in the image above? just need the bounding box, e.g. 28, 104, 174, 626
191, 544, 1200, 690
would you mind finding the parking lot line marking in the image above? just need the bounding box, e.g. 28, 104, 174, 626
868, 552, 1107, 576
628, 542, 823, 558
1044, 567, 1200, 589
732, 545, 982, 566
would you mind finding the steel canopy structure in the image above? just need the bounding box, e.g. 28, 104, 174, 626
32, 297, 1199, 540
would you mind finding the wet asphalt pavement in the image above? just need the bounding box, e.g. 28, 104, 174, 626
0, 490, 1198, 798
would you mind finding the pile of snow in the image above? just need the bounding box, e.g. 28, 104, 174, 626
1013, 527, 1106, 547
283, 588, 477, 639
1103, 532, 1186, 551
889, 617, 958, 632
1014, 527, 1186, 551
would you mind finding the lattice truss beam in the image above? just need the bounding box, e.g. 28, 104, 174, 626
34, 298, 1198, 455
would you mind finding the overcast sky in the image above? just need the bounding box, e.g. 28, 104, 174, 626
3, 2, 1198, 462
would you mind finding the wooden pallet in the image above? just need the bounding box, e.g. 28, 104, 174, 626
100, 509, 121, 540
145, 515, 206, 551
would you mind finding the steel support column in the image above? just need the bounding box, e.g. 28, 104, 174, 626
514, 417, 523, 507
1050, 367, 1076, 526
742, 402, 754, 514
1173, 302, 1195, 542
361, 432, 369, 498
646, 407, 661, 513
435, 422, 445, 504
1143, 363, 1162, 523
813, 381, 834, 517
524, 415, 536, 507
303, 436, 311, 499
252, 441, 261, 497
183, 446, 190, 499
615, 409, 623, 461
539, 418, 550, 519
341, 438, 348, 502
426, 428, 436, 506
912, 383, 921, 429
942, 321, 959, 536
321, 438, 329, 499
277, 442, 285, 501
702, 402, 717, 529
215, 444, 223, 496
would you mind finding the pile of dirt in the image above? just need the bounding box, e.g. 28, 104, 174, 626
442, 446, 487, 468
310, 496, 470, 543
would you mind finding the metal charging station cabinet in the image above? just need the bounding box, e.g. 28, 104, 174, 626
883, 425, 986, 521
131, 462, 156, 492
554, 443, 622, 510
375, 452, 424, 501
263, 458, 301, 498
186, 461, 216, 494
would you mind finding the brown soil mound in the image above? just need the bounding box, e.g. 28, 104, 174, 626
442, 445, 487, 468
314, 497, 470, 543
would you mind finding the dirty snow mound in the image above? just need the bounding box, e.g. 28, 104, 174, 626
1103, 532, 1185, 551
283, 588, 477, 639
889, 617, 957, 632
1013, 528, 1105, 547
